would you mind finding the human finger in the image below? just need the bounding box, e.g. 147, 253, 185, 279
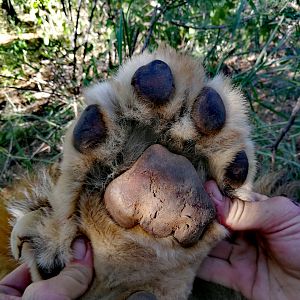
206, 240, 233, 260
0, 264, 31, 297
23, 237, 93, 300
197, 255, 236, 288
205, 180, 300, 233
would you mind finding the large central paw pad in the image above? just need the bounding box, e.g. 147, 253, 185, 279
104, 144, 215, 247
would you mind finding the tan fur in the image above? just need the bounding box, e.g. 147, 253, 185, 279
254, 171, 298, 196
2, 45, 260, 299
0, 196, 17, 278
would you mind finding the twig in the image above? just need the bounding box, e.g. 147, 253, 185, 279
68, 0, 73, 22
166, 0, 187, 10
171, 20, 228, 30
106, 0, 113, 21
82, 0, 99, 62
129, 27, 140, 57
1, 86, 65, 98
0, 74, 27, 81
19, 98, 50, 113
142, 0, 187, 52
142, 6, 159, 52
1, 86, 41, 92
60, 0, 68, 18
0, 33, 39, 45
171, 16, 254, 31
141, 1, 175, 52
72, 0, 83, 83
1, 0, 21, 24
30, 142, 51, 159
203, 28, 221, 65
271, 98, 300, 168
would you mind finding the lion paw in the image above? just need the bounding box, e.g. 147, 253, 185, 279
8, 46, 255, 299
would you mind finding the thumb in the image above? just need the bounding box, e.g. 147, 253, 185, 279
23, 237, 93, 300
204, 180, 299, 233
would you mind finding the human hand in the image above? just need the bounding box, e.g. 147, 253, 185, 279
198, 180, 300, 300
0, 237, 93, 300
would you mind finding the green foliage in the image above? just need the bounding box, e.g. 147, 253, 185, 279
0, 0, 299, 188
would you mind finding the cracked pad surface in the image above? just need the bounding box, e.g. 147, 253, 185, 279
104, 144, 215, 247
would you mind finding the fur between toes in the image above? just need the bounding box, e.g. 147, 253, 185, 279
7, 45, 255, 300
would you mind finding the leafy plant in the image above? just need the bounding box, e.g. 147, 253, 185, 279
0, 0, 299, 189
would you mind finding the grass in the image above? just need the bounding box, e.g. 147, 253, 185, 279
0, 0, 299, 194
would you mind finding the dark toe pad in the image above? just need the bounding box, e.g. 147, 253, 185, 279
224, 151, 249, 188
131, 60, 174, 105
192, 87, 226, 135
73, 105, 106, 153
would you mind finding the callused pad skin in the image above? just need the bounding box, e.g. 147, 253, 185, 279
104, 144, 215, 247
224, 150, 249, 188
192, 87, 226, 135
73, 104, 106, 153
131, 60, 175, 104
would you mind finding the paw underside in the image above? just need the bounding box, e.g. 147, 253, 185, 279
10, 48, 254, 290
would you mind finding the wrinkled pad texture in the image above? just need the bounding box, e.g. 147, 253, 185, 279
104, 144, 215, 246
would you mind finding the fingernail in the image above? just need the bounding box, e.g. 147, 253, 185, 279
72, 238, 87, 260
204, 181, 224, 203
127, 291, 157, 300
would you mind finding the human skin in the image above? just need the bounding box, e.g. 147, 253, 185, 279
199, 180, 300, 300
0, 237, 93, 300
